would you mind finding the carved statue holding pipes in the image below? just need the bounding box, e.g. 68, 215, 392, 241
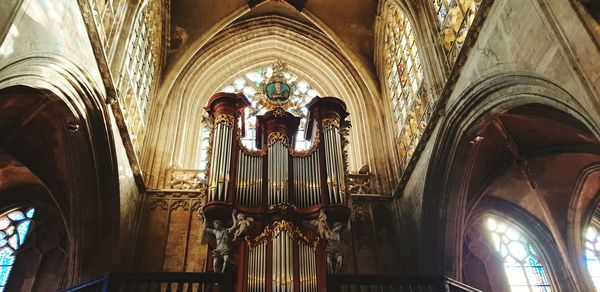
204, 210, 253, 273
312, 209, 349, 274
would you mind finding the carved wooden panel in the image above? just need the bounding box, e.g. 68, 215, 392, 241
134, 192, 206, 272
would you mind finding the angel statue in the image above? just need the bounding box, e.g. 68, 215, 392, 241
228, 210, 254, 241
312, 209, 329, 238
311, 209, 349, 274
204, 219, 231, 273
325, 222, 345, 274
204, 210, 253, 273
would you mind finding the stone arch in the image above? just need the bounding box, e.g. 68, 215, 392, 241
144, 15, 392, 192
0, 54, 121, 285
420, 72, 600, 280
464, 196, 576, 291
569, 165, 600, 290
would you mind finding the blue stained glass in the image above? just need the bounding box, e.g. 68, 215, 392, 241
6, 212, 23, 221
0, 264, 12, 286
528, 243, 538, 256
0, 208, 35, 289
0, 255, 13, 266
527, 256, 537, 266
485, 216, 552, 291
16, 221, 30, 245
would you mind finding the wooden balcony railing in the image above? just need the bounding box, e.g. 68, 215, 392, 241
60, 272, 236, 292
62, 272, 479, 292
326, 274, 481, 292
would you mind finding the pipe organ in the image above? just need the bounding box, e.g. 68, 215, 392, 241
203, 89, 350, 291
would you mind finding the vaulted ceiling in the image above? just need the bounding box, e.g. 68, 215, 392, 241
168, 0, 379, 75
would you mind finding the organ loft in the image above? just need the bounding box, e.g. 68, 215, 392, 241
201, 62, 353, 290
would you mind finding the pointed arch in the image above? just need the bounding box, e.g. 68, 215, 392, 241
144, 15, 390, 191
464, 197, 569, 291
421, 72, 600, 285
374, 0, 438, 180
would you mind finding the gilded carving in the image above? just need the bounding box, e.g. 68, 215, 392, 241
267, 131, 289, 146
322, 118, 340, 129
214, 114, 234, 126
245, 219, 319, 250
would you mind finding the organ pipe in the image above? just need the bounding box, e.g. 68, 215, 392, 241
205, 93, 351, 291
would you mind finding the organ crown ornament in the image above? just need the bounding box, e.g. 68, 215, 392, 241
263, 60, 292, 105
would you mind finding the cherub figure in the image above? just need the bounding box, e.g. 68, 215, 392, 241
228, 210, 254, 242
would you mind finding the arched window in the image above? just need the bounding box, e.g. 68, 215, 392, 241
585, 225, 600, 290
218, 62, 320, 152
118, 0, 163, 156
382, 2, 434, 172
432, 0, 482, 67
0, 207, 35, 291
90, 0, 127, 51
485, 216, 552, 291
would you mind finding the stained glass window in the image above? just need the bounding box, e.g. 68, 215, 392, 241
382, 2, 434, 173
90, 0, 127, 51
0, 208, 35, 291
432, 0, 482, 67
585, 226, 600, 290
220, 64, 319, 152
118, 0, 162, 157
485, 216, 552, 292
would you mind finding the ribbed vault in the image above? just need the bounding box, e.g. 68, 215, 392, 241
143, 16, 393, 191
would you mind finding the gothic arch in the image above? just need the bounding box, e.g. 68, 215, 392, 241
144, 15, 392, 192
420, 72, 600, 281
0, 54, 121, 285
464, 197, 575, 291
0, 182, 68, 291
570, 166, 600, 291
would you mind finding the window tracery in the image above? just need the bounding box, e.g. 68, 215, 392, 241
382, 2, 434, 172
89, 0, 127, 51
485, 216, 552, 291
0, 208, 35, 291
219, 63, 320, 152
585, 226, 600, 290
432, 0, 482, 67
118, 0, 163, 157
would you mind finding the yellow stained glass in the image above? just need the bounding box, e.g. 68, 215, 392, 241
432, 0, 482, 67
117, 0, 163, 157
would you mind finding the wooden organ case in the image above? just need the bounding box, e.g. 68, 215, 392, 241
203, 91, 351, 292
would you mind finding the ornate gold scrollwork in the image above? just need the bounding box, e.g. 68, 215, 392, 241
214, 114, 234, 126
245, 219, 319, 250
267, 131, 289, 146
322, 118, 340, 129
